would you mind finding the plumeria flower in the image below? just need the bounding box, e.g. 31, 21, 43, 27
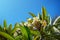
27, 18, 32, 21
13, 28, 21, 38
33, 27, 37, 30
24, 22, 28, 26
14, 32, 18, 38
27, 18, 33, 23
33, 17, 39, 21
4, 27, 6, 31
24, 22, 33, 27
28, 23, 32, 27
42, 20, 47, 27
32, 17, 41, 30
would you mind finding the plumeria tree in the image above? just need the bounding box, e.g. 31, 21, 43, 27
0, 7, 60, 40
23, 7, 60, 40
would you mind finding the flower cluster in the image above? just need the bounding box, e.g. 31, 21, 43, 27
24, 16, 47, 30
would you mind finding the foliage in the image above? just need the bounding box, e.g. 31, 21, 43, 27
0, 7, 60, 40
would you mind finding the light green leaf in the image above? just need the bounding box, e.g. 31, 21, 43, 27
42, 7, 47, 21
29, 12, 36, 17
0, 31, 15, 40
3, 20, 7, 30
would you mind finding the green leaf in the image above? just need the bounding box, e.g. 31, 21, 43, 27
0, 25, 3, 31
9, 24, 12, 30
24, 26, 32, 40
11, 27, 17, 35
11, 23, 19, 34
30, 30, 40, 36
46, 15, 50, 24
34, 36, 40, 40
15, 35, 22, 40
8, 24, 12, 35
42, 7, 47, 21
29, 12, 36, 17
3, 20, 7, 30
38, 13, 42, 20
19, 25, 32, 40
0, 31, 15, 40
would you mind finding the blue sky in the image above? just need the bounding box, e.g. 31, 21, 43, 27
0, 0, 60, 25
